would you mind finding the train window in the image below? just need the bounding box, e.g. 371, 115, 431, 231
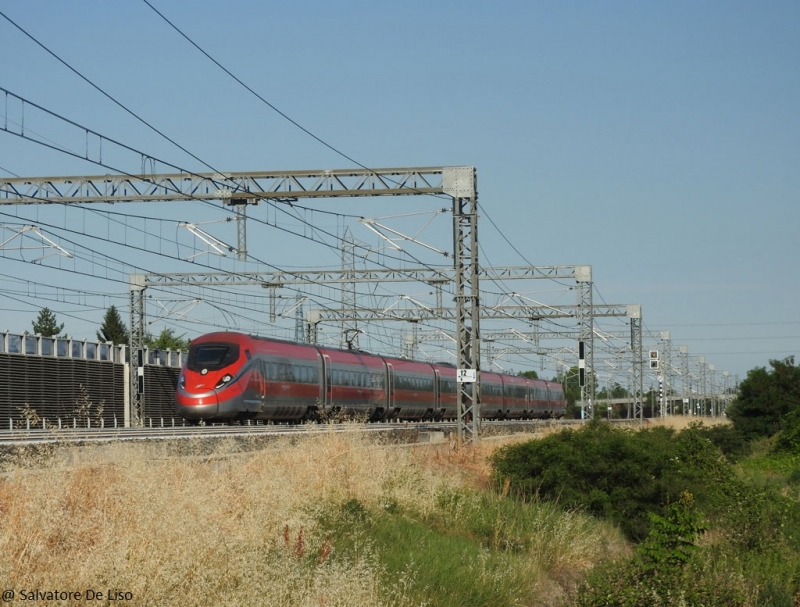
188, 343, 240, 371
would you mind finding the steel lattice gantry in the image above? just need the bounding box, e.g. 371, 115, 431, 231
1, 166, 484, 439
0, 167, 453, 205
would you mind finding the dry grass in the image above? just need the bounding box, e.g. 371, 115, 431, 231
0, 429, 461, 605
0, 427, 627, 605
644, 414, 731, 431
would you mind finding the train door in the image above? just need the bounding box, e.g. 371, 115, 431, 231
322, 354, 332, 410
433, 368, 442, 420
526, 382, 532, 418
242, 354, 265, 413
385, 362, 395, 419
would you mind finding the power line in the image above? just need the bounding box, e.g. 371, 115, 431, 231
0, 9, 225, 175
141, 0, 446, 196
136, 4, 577, 304
0, 87, 470, 296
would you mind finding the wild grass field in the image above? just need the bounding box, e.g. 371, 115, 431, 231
0, 427, 628, 606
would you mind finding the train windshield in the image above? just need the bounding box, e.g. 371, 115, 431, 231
188, 343, 240, 371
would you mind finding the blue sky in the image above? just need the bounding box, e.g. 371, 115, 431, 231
0, 1, 798, 388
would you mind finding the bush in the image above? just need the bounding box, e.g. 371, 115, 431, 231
691, 422, 751, 462
491, 421, 735, 541
774, 408, 800, 455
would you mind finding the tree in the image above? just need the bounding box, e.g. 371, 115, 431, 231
146, 327, 190, 351
97, 305, 129, 344
31, 307, 64, 337
726, 357, 800, 440
518, 370, 538, 380
555, 365, 599, 418
596, 382, 628, 400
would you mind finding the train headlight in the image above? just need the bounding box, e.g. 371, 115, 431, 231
215, 374, 233, 389
178, 373, 186, 390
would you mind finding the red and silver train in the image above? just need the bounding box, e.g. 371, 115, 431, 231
175, 331, 566, 423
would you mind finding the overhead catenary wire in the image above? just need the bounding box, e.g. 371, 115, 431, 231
0, 10, 735, 377
0, 10, 228, 177
0, 12, 582, 361
136, 1, 568, 319
0, 88, 482, 297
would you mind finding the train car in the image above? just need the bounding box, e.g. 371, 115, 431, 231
480, 371, 505, 419
433, 364, 458, 420
545, 380, 566, 418
529, 378, 551, 418
501, 374, 530, 419
382, 357, 437, 420
177, 332, 323, 422
316, 345, 387, 420
176, 331, 567, 424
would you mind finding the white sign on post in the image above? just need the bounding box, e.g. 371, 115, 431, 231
457, 369, 476, 383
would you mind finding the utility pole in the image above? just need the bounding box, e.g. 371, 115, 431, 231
659, 331, 671, 416
447, 167, 481, 445
679, 345, 689, 415
576, 266, 595, 419
129, 274, 147, 425
629, 305, 644, 421
340, 227, 358, 350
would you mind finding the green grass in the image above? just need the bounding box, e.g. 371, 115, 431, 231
319, 489, 625, 607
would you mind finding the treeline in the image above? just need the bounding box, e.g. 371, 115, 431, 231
22, 306, 190, 350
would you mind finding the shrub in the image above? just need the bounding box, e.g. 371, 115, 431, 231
491, 421, 735, 541
774, 408, 800, 455
690, 422, 751, 462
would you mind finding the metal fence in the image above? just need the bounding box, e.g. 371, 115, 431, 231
0, 332, 186, 429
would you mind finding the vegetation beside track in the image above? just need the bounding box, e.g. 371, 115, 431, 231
0, 426, 626, 606
1, 354, 799, 607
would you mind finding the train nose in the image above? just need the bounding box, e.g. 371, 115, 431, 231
176, 390, 219, 419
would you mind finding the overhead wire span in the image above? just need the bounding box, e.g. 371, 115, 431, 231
2, 11, 590, 368
0, 87, 483, 300
139, 0, 453, 202
0, 9, 226, 176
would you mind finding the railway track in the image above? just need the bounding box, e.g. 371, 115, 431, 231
0, 418, 575, 446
